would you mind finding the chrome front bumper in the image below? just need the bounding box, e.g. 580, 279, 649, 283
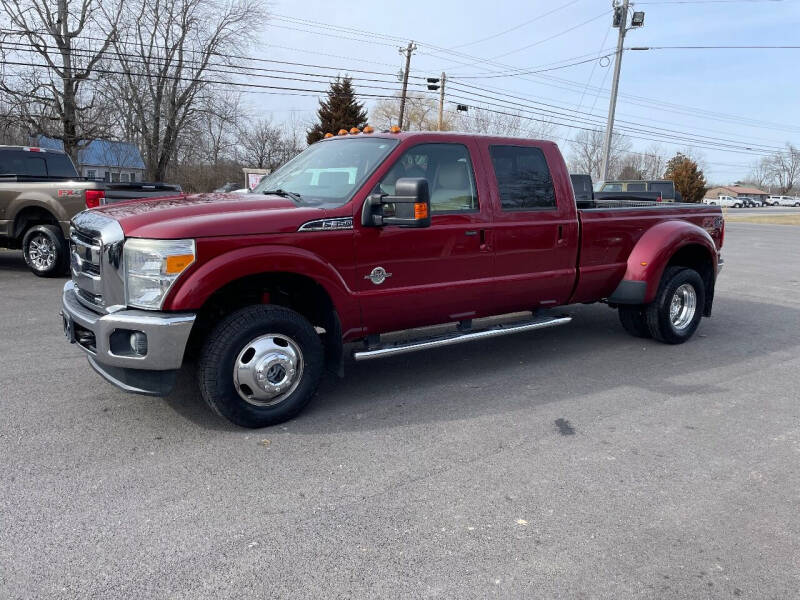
61, 281, 196, 395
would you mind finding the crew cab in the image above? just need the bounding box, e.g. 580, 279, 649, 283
0, 145, 181, 276
60, 131, 724, 428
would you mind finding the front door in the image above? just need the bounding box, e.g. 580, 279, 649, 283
353, 140, 494, 334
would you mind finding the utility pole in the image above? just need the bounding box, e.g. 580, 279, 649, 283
438, 72, 446, 131
398, 41, 417, 129
600, 0, 629, 183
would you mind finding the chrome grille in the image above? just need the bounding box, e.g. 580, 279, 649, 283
70, 226, 104, 311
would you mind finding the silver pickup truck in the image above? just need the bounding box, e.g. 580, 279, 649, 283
0, 145, 181, 276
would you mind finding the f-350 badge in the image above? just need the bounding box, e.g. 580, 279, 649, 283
365, 266, 392, 285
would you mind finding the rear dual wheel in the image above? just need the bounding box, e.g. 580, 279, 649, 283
618, 267, 705, 344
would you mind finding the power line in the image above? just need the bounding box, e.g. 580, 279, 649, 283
2, 37, 789, 154
447, 0, 583, 49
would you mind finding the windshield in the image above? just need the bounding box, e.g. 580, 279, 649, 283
252, 137, 399, 206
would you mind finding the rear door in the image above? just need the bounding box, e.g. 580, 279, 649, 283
353, 139, 495, 334
478, 141, 579, 314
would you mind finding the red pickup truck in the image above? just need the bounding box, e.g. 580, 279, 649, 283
61, 131, 724, 427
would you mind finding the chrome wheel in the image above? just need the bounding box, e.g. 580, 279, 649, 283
27, 234, 56, 271
233, 334, 304, 406
669, 283, 697, 331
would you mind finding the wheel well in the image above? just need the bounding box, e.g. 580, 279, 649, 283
666, 244, 715, 317
188, 272, 344, 376
13, 207, 60, 244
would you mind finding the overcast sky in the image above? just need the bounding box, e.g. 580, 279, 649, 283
244, 0, 800, 184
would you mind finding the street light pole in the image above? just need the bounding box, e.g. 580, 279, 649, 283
600, 0, 630, 183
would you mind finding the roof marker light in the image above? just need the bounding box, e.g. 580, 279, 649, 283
324, 132, 334, 139
338, 129, 348, 136
389, 125, 401, 133
349, 127, 361, 135
363, 125, 374, 134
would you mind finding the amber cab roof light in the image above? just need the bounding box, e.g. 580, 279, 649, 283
389, 125, 401, 133
337, 129, 348, 136
324, 132, 334, 139
363, 125, 374, 134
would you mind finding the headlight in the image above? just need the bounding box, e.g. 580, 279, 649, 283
123, 238, 195, 309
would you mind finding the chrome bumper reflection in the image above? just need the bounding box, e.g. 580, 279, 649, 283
61, 280, 195, 371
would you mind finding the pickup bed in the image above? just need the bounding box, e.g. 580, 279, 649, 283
0, 145, 181, 276
60, 131, 724, 427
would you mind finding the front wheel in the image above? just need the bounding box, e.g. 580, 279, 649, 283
22, 224, 69, 277
198, 305, 324, 428
645, 267, 705, 344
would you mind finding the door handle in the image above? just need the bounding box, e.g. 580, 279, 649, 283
557, 224, 567, 246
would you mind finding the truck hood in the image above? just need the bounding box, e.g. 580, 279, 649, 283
92, 193, 330, 238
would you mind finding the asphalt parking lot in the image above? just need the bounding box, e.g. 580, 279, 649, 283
1, 222, 799, 599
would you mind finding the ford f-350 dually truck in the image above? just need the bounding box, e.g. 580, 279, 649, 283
60, 131, 724, 428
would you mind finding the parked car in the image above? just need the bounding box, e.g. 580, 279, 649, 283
704, 195, 744, 208
60, 131, 724, 428
214, 182, 240, 193
768, 195, 800, 207
598, 179, 682, 202
738, 196, 760, 207
0, 145, 182, 276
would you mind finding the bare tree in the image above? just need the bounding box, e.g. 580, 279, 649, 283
455, 107, 557, 140
614, 144, 666, 180
764, 143, 800, 194
568, 128, 631, 181
239, 116, 305, 170
747, 158, 771, 190
371, 94, 456, 131
109, 0, 263, 181
0, 0, 122, 162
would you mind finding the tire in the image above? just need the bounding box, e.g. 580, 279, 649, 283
645, 267, 705, 344
198, 305, 324, 428
618, 305, 651, 338
22, 224, 69, 277
733, 203, 741, 208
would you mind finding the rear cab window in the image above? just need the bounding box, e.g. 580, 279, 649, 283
0, 149, 77, 177
489, 145, 556, 210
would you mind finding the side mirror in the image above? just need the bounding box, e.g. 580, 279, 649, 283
361, 177, 431, 228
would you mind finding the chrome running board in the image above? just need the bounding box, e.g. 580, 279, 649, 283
353, 315, 572, 361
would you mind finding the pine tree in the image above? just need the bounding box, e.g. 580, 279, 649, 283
306, 76, 368, 145
664, 153, 707, 203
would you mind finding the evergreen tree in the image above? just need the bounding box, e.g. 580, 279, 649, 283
664, 153, 707, 203
306, 76, 368, 144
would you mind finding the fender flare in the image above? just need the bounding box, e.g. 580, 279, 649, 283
608, 220, 718, 305
162, 244, 362, 337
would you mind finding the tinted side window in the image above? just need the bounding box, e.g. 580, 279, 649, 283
0, 150, 47, 176
490, 145, 556, 210
45, 153, 78, 177
627, 182, 646, 191
649, 182, 674, 198
376, 143, 478, 213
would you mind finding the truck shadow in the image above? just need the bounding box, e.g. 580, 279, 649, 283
162, 295, 800, 432
0, 250, 30, 272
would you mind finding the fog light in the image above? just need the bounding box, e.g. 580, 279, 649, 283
129, 332, 148, 355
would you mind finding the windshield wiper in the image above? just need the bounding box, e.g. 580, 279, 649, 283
262, 188, 303, 203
